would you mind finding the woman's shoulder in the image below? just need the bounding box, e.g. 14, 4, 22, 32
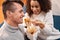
46, 10, 52, 15
45, 10, 53, 17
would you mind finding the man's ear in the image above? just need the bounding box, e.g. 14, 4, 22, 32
6, 10, 13, 18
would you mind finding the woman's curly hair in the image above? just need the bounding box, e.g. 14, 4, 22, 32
26, 0, 51, 17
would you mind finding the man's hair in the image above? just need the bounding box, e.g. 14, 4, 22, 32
2, 0, 24, 18
26, 0, 51, 17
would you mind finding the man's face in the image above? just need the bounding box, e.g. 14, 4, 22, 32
9, 2, 24, 24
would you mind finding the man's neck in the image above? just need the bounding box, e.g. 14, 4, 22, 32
5, 19, 18, 27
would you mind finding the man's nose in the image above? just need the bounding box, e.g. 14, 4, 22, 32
21, 12, 24, 17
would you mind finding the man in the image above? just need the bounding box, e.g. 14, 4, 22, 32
0, 0, 25, 40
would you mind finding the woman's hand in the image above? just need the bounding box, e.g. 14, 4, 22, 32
26, 26, 40, 40
31, 20, 45, 29
24, 18, 31, 27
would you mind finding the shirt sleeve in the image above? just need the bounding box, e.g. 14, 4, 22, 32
39, 11, 60, 39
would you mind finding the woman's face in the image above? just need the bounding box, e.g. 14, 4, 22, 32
30, 0, 41, 15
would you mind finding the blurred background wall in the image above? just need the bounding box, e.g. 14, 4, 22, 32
52, 0, 60, 16
0, 0, 4, 24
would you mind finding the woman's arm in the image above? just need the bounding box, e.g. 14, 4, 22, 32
40, 11, 60, 35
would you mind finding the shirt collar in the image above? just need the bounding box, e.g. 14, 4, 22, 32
4, 20, 18, 33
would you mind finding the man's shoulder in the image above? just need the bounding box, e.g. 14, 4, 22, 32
0, 26, 9, 39
0, 29, 4, 40
0, 29, 9, 40
0, 36, 3, 40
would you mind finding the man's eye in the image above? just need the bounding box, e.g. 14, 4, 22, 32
20, 10, 23, 13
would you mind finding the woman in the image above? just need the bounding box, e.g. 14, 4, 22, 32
23, 0, 60, 40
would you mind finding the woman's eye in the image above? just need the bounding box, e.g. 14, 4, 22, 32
31, 6, 38, 8
31, 6, 34, 8
35, 6, 38, 8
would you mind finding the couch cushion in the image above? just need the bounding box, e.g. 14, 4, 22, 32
53, 15, 60, 31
